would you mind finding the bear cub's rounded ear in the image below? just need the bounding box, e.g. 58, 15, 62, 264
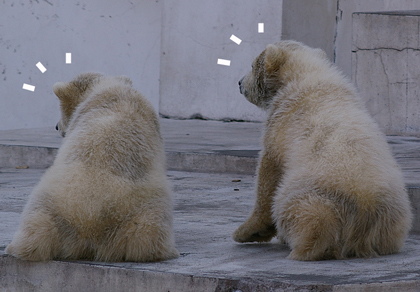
53, 82, 68, 100
264, 44, 286, 74
117, 76, 133, 86
313, 48, 328, 60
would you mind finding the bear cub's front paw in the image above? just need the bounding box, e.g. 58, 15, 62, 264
233, 219, 276, 243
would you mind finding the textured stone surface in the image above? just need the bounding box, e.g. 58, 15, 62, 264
352, 11, 420, 135
1, 169, 420, 291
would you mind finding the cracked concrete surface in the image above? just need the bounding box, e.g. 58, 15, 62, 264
352, 11, 420, 135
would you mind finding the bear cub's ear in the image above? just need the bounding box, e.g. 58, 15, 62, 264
117, 76, 133, 86
53, 82, 68, 100
264, 44, 287, 75
313, 48, 328, 60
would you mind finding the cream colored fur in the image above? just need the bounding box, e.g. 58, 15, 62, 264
234, 41, 412, 260
6, 73, 179, 262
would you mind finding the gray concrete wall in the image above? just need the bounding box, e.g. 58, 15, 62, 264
159, 1, 283, 122
336, 0, 420, 78
4, 1, 420, 130
282, 0, 337, 62
282, 0, 420, 77
0, 0, 162, 130
2, 0, 282, 129
352, 11, 420, 135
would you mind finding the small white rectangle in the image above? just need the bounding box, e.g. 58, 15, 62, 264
36, 62, 47, 73
217, 59, 231, 66
230, 34, 242, 45
66, 53, 72, 64
23, 83, 35, 91
258, 23, 264, 33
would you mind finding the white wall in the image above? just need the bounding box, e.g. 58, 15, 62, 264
4, 1, 419, 130
159, 0, 283, 122
0, 0, 161, 130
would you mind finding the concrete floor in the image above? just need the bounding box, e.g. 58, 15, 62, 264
1, 119, 420, 291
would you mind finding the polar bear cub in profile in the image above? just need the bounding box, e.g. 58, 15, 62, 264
6, 73, 179, 262
234, 40, 412, 260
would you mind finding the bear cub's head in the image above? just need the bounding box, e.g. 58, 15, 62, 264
53, 72, 132, 137
238, 40, 328, 110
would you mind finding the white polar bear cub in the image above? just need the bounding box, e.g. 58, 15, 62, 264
6, 73, 179, 262
234, 40, 413, 261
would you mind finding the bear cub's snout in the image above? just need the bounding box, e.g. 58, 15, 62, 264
238, 76, 245, 94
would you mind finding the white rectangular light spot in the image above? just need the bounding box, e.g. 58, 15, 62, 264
230, 34, 242, 45
258, 23, 264, 33
65, 53, 72, 64
36, 62, 47, 73
23, 83, 35, 91
217, 59, 231, 66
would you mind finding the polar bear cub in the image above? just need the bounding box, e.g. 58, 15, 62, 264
6, 73, 179, 262
234, 40, 412, 260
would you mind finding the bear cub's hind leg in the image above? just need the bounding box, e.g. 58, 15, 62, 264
6, 210, 60, 261
275, 192, 341, 261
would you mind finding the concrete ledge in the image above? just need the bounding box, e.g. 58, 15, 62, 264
2, 169, 420, 292
0, 145, 258, 175
2, 156, 420, 291
0, 145, 57, 169
0, 256, 222, 292
2, 119, 420, 177
7, 253, 420, 292
0, 255, 335, 292
2, 121, 420, 234
0, 119, 262, 174
166, 151, 258, 174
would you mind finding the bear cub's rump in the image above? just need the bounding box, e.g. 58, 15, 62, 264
234, 41, 412, 261
6, 73, 179, 262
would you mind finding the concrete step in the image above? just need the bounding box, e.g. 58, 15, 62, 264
2, 168, 420, 292
2, 119, 420, 291
1, 119, 420, 232
1, 119, 420, 230
0, 118, 261, 174
2, 118, 420, 178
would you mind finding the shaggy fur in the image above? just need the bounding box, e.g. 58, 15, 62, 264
6, 73, 179, 262
234, 41, 412, 261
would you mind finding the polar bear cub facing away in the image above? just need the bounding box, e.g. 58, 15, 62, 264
6, 73, 179, 262
234, 41, 412, 260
